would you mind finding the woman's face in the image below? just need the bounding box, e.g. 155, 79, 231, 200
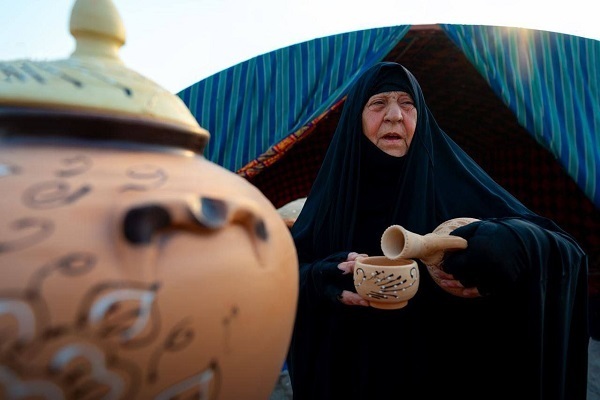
361, 91, 417, 157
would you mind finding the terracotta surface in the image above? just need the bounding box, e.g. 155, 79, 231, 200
0, 1, 298, 399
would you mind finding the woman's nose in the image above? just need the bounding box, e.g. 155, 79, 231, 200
385, 104, 403, 122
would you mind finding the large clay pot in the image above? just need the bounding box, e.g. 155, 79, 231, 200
0, 1, 298, 399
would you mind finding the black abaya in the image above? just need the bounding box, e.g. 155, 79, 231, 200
287, 62, 588, 399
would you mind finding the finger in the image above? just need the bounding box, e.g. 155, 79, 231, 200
340, 290, 369, 307
461, 287, 482, 298
436, 269, 455, 280
427, 265, 455, 280
338, 261, 354, 274
347, 252, 368, 261
439, 279, 465, 289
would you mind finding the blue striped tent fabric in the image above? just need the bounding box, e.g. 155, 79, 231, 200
178, 24, 600, 209
177, 26, 410, 173
442, 24, 600, 209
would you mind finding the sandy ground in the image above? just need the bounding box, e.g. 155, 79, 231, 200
270, 338, 600, 400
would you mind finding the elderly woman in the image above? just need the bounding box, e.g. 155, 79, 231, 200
287, 62, 588, 399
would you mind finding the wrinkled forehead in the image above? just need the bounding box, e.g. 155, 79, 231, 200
366, 91, 414, 101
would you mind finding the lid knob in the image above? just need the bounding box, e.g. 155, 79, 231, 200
70, 0, 126, 61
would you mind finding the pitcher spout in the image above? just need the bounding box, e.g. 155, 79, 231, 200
380, 224, 468, 266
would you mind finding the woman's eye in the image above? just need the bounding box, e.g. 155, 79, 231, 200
369, 100, 386, 108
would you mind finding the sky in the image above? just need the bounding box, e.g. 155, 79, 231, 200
2, 0, 599, 93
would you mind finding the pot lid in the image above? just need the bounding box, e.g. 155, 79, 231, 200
0, 0, 209, 142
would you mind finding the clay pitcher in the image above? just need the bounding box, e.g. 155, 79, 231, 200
0, 1, 298, 399
380, 218, 479, 296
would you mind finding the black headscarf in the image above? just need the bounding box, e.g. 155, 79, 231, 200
292, 62, 543, 257
288, 62, 588, 400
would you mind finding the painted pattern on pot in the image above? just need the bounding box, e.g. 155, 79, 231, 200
0, 1, 298, 399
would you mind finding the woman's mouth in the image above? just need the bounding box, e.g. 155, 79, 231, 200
381, 133, 403, 141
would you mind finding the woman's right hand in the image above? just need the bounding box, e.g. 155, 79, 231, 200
337, 252, 370, 306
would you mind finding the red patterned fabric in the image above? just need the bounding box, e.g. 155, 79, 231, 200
238, 98, 346, 179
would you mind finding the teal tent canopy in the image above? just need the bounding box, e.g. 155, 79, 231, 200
178, 24, 600, 210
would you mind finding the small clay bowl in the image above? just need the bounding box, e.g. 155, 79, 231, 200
353, 256, 419, 309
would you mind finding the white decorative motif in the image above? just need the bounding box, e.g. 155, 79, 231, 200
155, 369, 216, 400
0, 299, 36, 342
51, 343, 125, 400
88, 288, 156, 341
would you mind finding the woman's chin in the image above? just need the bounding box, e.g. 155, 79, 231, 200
379, 145, 407, 157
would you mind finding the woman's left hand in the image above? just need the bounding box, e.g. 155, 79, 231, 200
337, 252, 369, 306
